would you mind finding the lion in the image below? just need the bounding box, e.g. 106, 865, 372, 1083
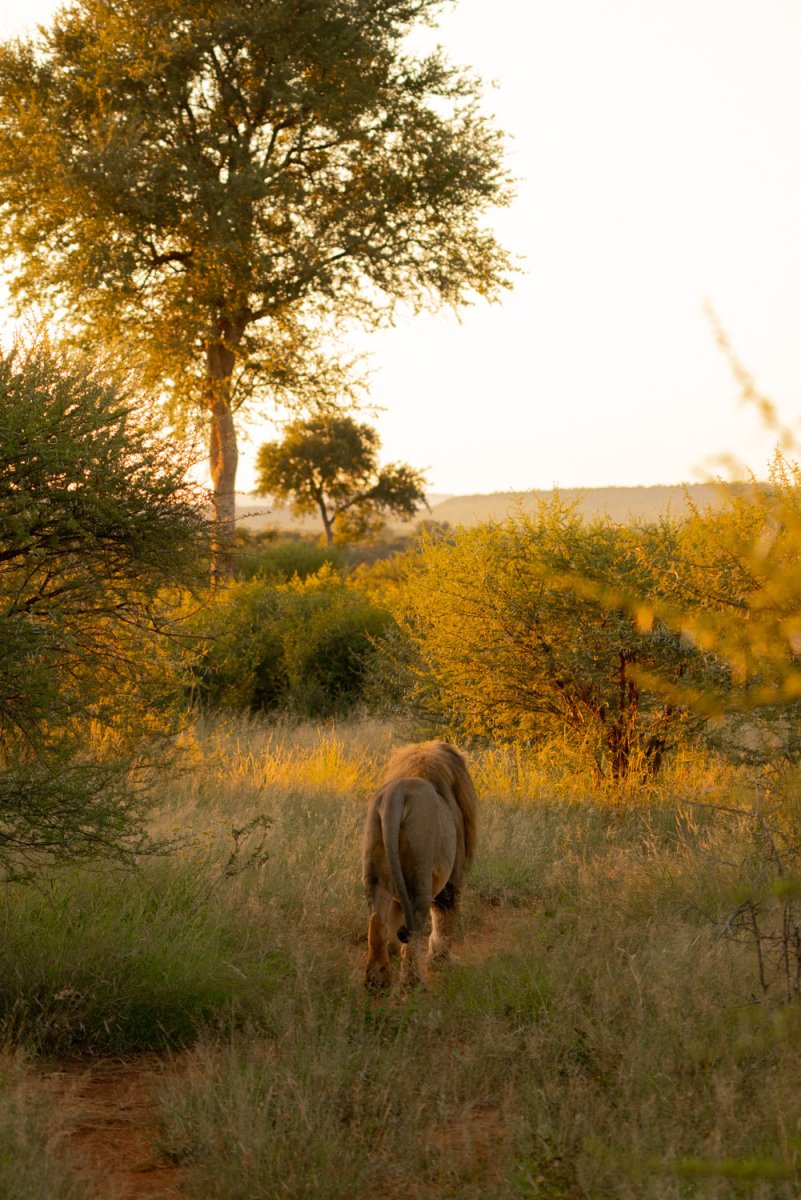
362, 740, 478, 990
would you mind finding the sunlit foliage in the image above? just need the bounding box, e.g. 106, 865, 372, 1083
0, 0, 514, 572
392, 500, 718, 778
629, 455, 801, 762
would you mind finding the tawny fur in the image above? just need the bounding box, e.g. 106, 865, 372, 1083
362, 741, 478, 990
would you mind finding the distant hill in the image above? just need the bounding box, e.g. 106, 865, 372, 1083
236, 483, 740, 535
425, 483, 740, 527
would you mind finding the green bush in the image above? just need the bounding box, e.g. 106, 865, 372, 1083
187, 582, 288, 711
188, 567, 393, 717
0, 335, 209, 878
234, 534, 343, 582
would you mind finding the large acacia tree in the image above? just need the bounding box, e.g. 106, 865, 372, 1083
0, 0, 513, 576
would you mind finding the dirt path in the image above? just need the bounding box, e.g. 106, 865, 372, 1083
38, 905, 524, 1198
41, 1055, 187, 1200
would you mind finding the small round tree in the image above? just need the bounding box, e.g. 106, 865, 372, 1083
255, 414, 427, 547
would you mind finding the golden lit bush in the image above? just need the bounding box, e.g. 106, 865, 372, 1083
391, 500, 714, 778
633, 455, 801, 763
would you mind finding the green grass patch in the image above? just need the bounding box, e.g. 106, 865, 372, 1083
439, 952, 549, 1026
0, 860, 290, 1055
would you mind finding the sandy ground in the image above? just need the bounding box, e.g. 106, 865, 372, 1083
41, 1055, 187, 1200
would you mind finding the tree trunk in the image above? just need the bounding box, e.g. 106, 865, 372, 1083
608, 650, 638, 780
318, 498, 335, 549
207, 318, 245, 581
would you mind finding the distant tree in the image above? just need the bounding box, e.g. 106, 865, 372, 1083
0, 0, 514, 577
0, 335, 208, 878
255, 414, 427, 548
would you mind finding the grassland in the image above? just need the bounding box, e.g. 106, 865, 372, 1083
1, 716, 800, 1199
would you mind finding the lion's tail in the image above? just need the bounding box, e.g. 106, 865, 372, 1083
378, 783, 418, 935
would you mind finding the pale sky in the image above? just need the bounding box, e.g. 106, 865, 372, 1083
2, 0, 800, 495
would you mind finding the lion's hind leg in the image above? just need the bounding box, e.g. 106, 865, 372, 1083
365, 910, 392, 991
386, 898, 404, 958
428, 881, 460, 969
399, 931, 427, 989
398, 898, 431, 990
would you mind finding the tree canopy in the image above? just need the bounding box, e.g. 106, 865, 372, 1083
255, 413, 427, 546
0, 335, 209, 877
0, 0, 514, 575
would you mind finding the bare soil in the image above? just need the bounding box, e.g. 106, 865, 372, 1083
41, 1054, 187, 1200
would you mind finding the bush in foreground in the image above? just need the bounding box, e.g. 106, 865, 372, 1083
0, 335, 209, 877
0, 852, 285, 1055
